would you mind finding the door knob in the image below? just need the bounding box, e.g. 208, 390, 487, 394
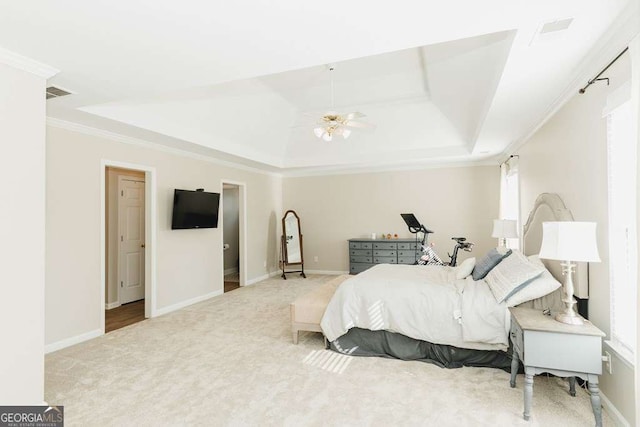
141, 244, 146, 248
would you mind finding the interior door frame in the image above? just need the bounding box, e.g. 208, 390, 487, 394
220, 180, 247, 287
101, 160, 157, 335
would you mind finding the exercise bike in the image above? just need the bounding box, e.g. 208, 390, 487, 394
419, 237, 474, 266
420, 237, 474, 266
447, 237, 474, 267
400, 213, 473, 266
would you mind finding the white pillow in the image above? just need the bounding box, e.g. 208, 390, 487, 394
455, 257, 476, 280
485, 250, 544, 303
527, 254, 544, 266
505, 268, 562, 307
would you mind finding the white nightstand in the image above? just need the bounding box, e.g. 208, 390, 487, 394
509, 307, 606, 426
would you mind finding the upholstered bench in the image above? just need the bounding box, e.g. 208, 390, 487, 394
290, 275, 350, 344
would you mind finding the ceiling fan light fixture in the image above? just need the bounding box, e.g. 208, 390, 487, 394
312, 65, 371, 141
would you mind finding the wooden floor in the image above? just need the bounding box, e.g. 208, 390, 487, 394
105, 300, 146, 333
224, 281, 240, 293
224, 272, 240, 293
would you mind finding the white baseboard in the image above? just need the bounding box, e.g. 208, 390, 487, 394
154, 290, 223, 317
244, 270, 346, 286
600, 391, 630, 427
304, 270, 349, 275
224, 267, 239, 275
244, 271, 279, 286
45, 329, 102, 354
105, 301, 121, 310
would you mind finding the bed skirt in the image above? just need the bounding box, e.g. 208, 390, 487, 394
328, 328, 517, 372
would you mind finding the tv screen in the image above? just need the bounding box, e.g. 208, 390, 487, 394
171, 189, 220, 229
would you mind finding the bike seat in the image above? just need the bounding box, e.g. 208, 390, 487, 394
451, 237, 466, 242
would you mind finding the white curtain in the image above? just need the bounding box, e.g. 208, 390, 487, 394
499, 156, 520, 249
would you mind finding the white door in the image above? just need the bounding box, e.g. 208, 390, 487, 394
118, 177, 145, 304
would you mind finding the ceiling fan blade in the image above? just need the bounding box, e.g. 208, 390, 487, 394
344, 120, 376, 129
343, 111, 366, 120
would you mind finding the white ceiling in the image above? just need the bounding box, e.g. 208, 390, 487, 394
0, 0, 636, 174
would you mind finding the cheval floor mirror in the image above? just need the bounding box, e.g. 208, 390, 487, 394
281, 210, 306, 279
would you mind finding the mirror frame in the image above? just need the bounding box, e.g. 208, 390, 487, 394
282, 210, 303, 265
281, 209, 306, 279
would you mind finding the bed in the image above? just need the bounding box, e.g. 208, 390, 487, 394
321, 193, 586, 369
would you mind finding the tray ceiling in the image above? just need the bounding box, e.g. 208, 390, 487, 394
0, 0, 634, 173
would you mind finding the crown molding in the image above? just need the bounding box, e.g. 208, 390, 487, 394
46, 117, 283, 177
281, 157, 498, 178
46, 117, 499, 179
500, 2, 640, 158
0, 47, 58, 79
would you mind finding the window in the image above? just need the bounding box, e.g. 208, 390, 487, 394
500, 156, 520, 250
606, 98, 637, 363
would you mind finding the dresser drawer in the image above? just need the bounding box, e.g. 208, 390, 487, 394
350, 263, 374, 274
350, 248, 372, 257
350, 255, 372, 263
398, 256, 418, 264
374, 256, 397, 264
397, 242, 419, 250
525, 331, 603, 374
373, 249, 396, 257
350, 241, 373, 249
397, 250, 420, 257
373, 242, 397, 250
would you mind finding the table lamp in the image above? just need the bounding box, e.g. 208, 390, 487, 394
539, 221, 600, 325
492, 219, 518, 249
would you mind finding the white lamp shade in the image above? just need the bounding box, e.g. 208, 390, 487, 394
539, 221, 601, 262
491, 219, 518, 238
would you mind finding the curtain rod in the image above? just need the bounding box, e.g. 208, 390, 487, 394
499, 154, 519, 167
579, 47, 629, 94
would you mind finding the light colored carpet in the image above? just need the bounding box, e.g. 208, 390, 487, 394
46, 274, 612, 426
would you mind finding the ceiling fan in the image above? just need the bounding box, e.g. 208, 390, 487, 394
312, 66, 374, 142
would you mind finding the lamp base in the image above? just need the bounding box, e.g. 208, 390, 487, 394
555, 311, 584, 325
555, 261, 584, 326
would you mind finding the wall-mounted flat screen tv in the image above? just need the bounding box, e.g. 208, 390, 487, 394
171, 189, 220, 229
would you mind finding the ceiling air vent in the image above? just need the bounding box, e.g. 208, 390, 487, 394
539, 18, 573, 34
46, 86, 72, 100
529, 18, 573, 46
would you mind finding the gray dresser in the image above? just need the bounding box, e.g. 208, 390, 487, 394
348, 238, 422, 274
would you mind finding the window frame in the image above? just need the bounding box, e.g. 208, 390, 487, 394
605, 94, 637, 366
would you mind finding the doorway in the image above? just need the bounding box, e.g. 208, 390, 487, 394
105, 166, 146, 332
222, 183, 240, 292
221, 181, 246, 292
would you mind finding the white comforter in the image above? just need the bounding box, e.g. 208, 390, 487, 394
320, 264, 510, 351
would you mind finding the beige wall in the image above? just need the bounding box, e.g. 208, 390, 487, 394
0, 63, 46, 404
516, 54, 635, 424
105, 167, 145, 306
46, 125, 282, 346
283, 166, 499, 272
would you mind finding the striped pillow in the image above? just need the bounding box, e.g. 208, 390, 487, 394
485, 250, 545, 303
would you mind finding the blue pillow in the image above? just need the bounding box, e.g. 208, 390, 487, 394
471, 248, 512, 281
